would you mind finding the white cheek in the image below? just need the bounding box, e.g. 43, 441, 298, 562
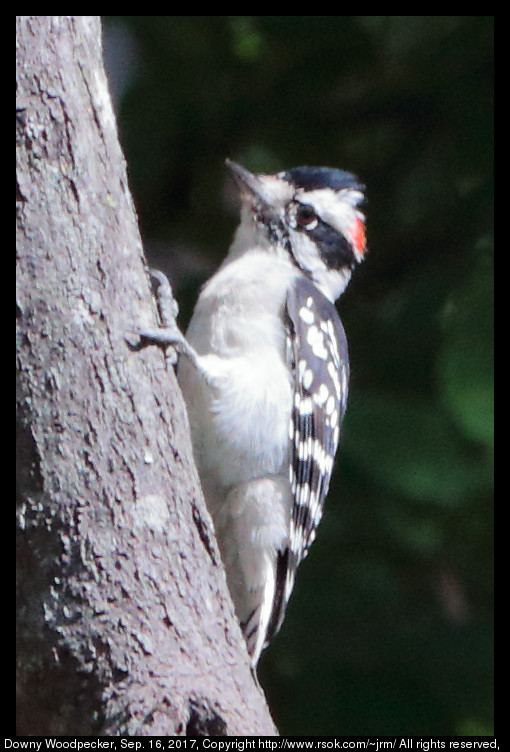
288, 230, 352, 301
289, 231, 321, 273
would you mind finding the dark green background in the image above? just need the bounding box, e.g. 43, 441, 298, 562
104, 16, 493, 736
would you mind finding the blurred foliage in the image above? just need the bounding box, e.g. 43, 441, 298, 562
104, 16, 493, 736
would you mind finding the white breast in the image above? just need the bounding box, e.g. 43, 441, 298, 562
178, 249, 298, 502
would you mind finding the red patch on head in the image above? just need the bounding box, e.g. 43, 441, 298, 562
351, 218, 366, 257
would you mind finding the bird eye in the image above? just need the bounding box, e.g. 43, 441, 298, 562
295, 204, 318, 230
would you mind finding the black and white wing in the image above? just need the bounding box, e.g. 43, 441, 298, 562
266, 276, 350, 642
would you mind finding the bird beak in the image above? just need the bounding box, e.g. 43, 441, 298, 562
226, 159, 274, 208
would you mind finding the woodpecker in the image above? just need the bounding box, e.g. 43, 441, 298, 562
141, 160, 366, 666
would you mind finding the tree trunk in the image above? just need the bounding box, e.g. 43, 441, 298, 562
16, 16, 276, 737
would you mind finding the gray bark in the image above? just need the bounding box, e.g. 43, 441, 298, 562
16, 15, 276, 736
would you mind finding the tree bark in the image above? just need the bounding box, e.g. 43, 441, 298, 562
16, 16, 276, 737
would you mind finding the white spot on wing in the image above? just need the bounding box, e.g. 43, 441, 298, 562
313, 383, 330, 406
299, 306, 315, 324
302, 368, 313, 390
307, 325, 328, 360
